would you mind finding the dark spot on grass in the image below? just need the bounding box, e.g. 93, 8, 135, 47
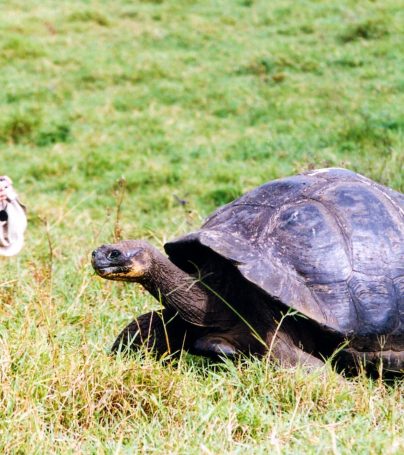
206, 186, 241, 207
237, 54, 319, 79
79, 72, 103, 88
18, 86, 62, 103
274, 7, 292, 20
238, 57, 275, 77
331, 58, 364, 68
379, 119, 404, 131
0, 37, 44, 61
113, 97, 132, 112
27, 160, 73, 180
78, 71, 115, 89
79, 153, 125, 178
213, 106, 238, 118
340, 19, 389, 43
6, 91, 37, 103
0, 111, 42, 143
120, 9, 139, 19
189, 146, 209, 159
300, 25, 314, 34
337, 113, 399, 153
246, 108, 272, 126
68, 10, 111, 26
239, 0, 254, 6
272, 73, 286, 83
35, 124, 72, 147
226, 138, 272, 161
277, 23, 314, 36
126, 169, 182, 192
112, 73, 142, 85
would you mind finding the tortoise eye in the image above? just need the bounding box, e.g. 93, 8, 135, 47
108, 249, 122, 259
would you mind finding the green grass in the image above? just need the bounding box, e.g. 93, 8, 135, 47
0, 0, 403, 452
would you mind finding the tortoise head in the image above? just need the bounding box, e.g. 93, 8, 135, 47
91, 240, 153, 282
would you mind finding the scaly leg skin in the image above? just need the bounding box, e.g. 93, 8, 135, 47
193, 335, 238, 358
192, 321, 266, 359
111, 308, 197, 357
267, 328, 325, 370
192, 321, 325, 370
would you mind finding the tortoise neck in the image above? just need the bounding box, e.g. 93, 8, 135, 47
140, 246, 210, 326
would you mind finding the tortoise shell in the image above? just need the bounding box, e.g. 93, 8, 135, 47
165, 168, 403, 341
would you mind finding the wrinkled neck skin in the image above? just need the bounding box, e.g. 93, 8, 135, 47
138, 247, 213, 327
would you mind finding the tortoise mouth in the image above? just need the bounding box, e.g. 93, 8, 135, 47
93, 264, 132, 277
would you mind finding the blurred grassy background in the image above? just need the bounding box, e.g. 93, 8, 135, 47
0, 0, 403, 452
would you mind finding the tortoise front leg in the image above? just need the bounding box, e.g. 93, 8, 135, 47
111, 308, 197, 357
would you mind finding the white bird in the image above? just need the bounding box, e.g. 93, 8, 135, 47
0, 176, 27, 256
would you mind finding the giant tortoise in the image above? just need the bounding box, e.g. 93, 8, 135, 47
92, 168, 403, 374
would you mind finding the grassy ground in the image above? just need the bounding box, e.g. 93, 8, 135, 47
0, 0, 403, 452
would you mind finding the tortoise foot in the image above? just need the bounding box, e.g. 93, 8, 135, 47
193, 335, 237, 358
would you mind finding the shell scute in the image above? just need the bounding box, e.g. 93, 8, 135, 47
314, 183, 403, 277
269, 201, 351, 285
165, 169, 403, 337
348, 273, 398, 335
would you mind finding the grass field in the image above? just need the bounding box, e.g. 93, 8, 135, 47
1, 0, 403, 452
